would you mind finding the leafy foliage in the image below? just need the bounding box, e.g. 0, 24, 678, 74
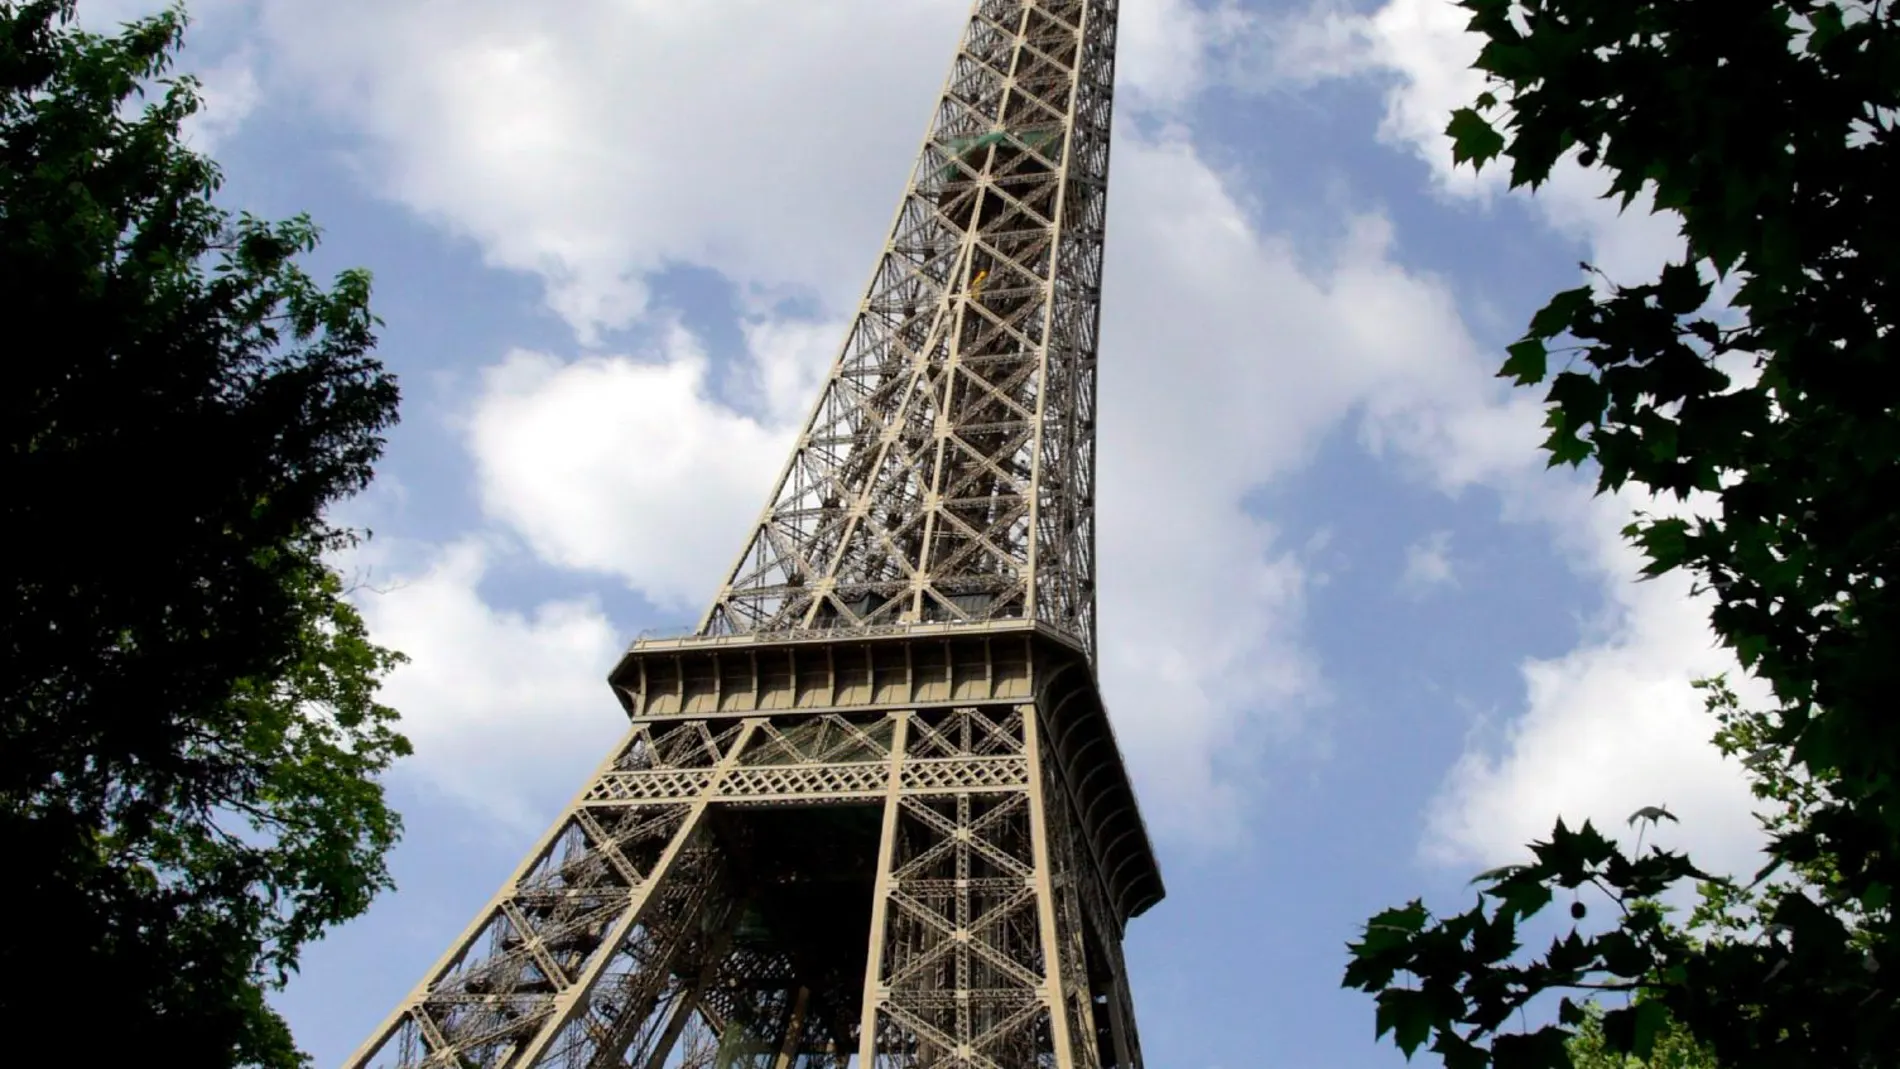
0, 3, 407, 1064
1346, 0, 1897, 1066
1565, 1001, 1716, 1069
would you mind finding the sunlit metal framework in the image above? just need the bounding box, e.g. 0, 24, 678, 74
346, 2, 1162, 1066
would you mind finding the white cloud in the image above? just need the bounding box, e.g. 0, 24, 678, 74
1359, 301, 1764, 873
253, 0, 1759, 866
733, 316, 844, 427
232, 0, 1508, 838
1419, 483, 1767, 880
239, 0, 969, 338
1243, 0, 1764, 870
1267, 0, 1683, 283
412, 117, 1511, 843
1401, 530, 1456, 593
188, 0, 1264, 341
1118, 0, 1252, 109
345, 538, 628, 829
76, 0, 253, 30
179, 46, 261, 154
464, 325, 798, 614
239, 0, 1245, 341
1091, 131, 1512, 838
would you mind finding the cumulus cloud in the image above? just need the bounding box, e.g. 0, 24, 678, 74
221, 0, 1760, 864
1091, 132, 1518, 837
1117, 0, 1254, 109
1229, 0, 1764, 869
238, 0, 970, 337
1363, 299, 1763, 873
1264, 0, 1683, 282
239, 0, 1256, 340
344, 538, 628, 829
1419, 480, 1768, 879
179, 47, 262, 154
216, 0, 1512, 838
464, 325, 798, 613
1363, 424, 1767, 878
371, 113, 1515, 842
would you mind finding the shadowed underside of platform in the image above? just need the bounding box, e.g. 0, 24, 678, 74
351, 631, 1154, 1068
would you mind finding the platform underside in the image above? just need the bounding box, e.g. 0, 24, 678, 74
608, 624, 1161, 927
350, 628, 1157, 1068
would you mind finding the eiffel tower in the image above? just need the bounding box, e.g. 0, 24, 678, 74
346, 2, 1160, 1065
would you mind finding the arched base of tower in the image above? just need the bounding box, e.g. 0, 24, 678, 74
346, 627, 1157, 1069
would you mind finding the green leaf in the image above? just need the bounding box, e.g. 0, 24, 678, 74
1808, 3, 1845, 51
1495, 875, 1554, 920
1543, 414, 1594, 468
1375, 988, 1440, 1057
1595, 929, 1655, 979
1447, 107, 1506, 168
1474, 39, 1538, 82
1346, 900, 1431, 990
1632, 518, 1692, 577
1471, 863, 1528, 885
1360, 902, 1431, 948
1492, 1026, 1570, 1069
1434, 1029, 1493, 1069
1602, 1001, 1670, 1060
1501, 338, 1548, 385
1528, 286, 1595, 339
1655, 261, 1710, 316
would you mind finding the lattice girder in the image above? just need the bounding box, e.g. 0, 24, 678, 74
348, 630, 1155, 1069
701, 0, 1116, 653
350, 2, 1162, 1066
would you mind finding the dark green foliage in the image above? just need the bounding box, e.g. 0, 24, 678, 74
1565, 1001, 1716, 1069
1, 3, 408, 1064
1347, 1, 1897, 1067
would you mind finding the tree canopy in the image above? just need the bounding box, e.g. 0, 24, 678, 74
1565, 1001, 1715, 1069
1345, 0, 1897, 1066
1, 2, 408, 1063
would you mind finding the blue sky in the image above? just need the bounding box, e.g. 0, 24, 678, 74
85, 0, 1771, 1065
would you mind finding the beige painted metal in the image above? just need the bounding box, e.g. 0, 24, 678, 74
347, 650, 1149, 1067
338, 715, 664, 1069
346, 1, 1160, 1065
698, 0, 1116, 657
1023, 708, 1079, 1066
857, 712, 911, 1064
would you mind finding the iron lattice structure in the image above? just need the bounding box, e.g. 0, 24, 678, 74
346, 1, 1161, 1066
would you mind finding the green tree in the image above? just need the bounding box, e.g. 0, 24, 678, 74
1343, 0, 1896, 1067
1565, 1002, 1713, 1069
1, 3, 408, 1064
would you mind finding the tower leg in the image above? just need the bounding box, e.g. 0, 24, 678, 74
856, 704, 1115, 1068
1026, 706, 1084, 1068
344, 719, 762, 1069
858, 713, 912, 1064
771, 987, 813, 1068
636, 905, 741, 1069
